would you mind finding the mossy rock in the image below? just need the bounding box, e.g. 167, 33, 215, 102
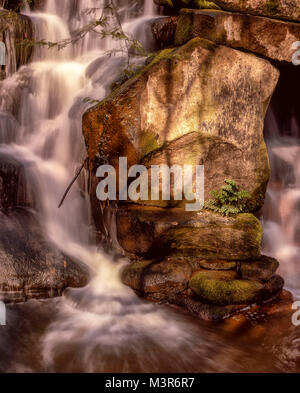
189, 270, 265, 305
240, 256, 279, 282
158, 213, 262, 260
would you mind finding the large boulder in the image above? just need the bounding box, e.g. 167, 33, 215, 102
154, 0, 300, 22
174, 9, 300, 63
0, 208, 90, 303
83, 38, 279, 212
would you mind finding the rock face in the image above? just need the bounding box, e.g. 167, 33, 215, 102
0, 9, 33, 76
154, 0, 300, 22
83, 38, 278, 212
83, 15, 285, 321
174, 9, 300, 63
0, 208, 90, 303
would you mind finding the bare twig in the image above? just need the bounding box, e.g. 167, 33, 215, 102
58, 157, 88, 208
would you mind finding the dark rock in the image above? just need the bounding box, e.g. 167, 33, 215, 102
1, 0, 45, 11
151, 16, 178, 49
240, 255, 279, 282
262, 274, 285, 299
0, 9, 33, 76
0, 208, 90, 303
122, 258, 192, 295
0, 153, 35, 210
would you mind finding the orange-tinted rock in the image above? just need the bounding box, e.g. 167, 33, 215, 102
175, 9, 300, 63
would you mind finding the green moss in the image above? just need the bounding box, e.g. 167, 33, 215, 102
193, 0, 221, 10
174, 13, 193, 45
124, 260, 153, 273
139, 130, 162, 158
263, 0, 280, 15
234, 213, 262, 255
189, 271, 264, 305
158, 0, 220, 10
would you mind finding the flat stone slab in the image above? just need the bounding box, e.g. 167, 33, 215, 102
154, 0, 300, 22
213, 0, 300, 22
117, 205, 262, 260
174, 9, 300, 63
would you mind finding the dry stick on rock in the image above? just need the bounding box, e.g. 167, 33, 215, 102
58, 158, 88, 209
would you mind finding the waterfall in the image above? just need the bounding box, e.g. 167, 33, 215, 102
0, 0, 156, 254
0, 0, 204, 370
263, 66, 300, 297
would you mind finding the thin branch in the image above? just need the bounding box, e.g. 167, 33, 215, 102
58, 158, 88, 208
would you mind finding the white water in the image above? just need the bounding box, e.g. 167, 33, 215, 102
262, 134, 300, 298
0, 0, 210, 371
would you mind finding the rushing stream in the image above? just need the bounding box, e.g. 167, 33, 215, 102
0, 0, 299, 373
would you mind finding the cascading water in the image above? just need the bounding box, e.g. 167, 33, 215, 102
0, 0, 210, 372
262, 65, 300, 298
1, 0, 300, 373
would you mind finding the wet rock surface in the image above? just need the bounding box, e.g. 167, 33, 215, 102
121, 253, 284, 320
0, 208, 90, 303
